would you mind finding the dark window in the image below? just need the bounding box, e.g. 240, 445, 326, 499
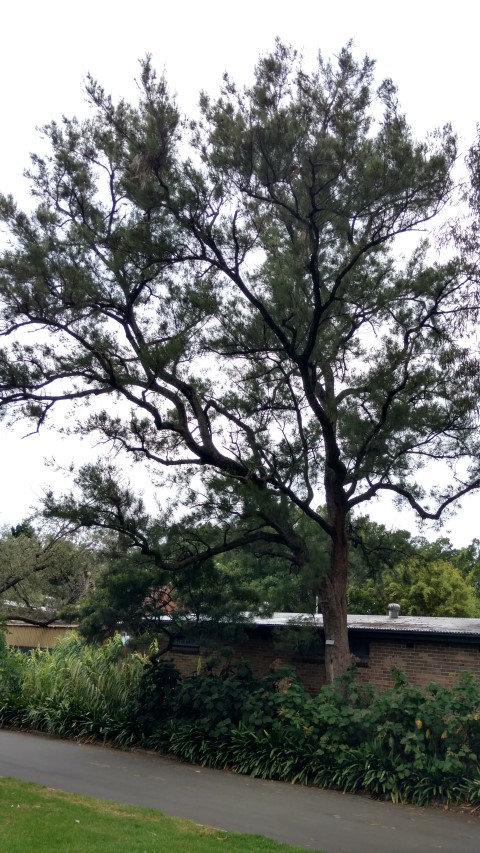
349, 635, 370, 665
291, 631, 325, 662
171, 637, 200, 654
292, 633, 370, 665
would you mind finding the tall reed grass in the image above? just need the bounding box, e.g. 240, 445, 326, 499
4, 634, 143, 744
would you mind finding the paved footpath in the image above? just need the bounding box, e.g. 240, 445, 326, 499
0, 730, 479, 853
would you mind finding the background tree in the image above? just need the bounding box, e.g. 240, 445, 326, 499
346, 517, 415, 613
44, 462, 332, 641
383, 557, 479, 617
1, 43, 480, 679
0, 522, 95, 625
49, 464, 307, 645
413, 537, 480, 596
347, 519, 480, 615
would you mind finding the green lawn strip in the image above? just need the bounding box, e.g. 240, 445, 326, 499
0, 777, 319, 853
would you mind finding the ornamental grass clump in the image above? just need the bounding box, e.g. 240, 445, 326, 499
12, 634, 144, 744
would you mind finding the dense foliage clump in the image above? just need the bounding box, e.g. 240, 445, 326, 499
0, 634, 143, 743
1, 636, 480, 806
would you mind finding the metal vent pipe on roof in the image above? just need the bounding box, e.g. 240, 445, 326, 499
388, 603, 401, 619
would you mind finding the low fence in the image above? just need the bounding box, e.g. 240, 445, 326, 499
5, 620, 77, 650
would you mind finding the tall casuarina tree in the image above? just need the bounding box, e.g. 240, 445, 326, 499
1, 43, 479, 679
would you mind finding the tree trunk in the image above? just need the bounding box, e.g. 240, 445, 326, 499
319, 537, 351, 684
319, 475, 351, 684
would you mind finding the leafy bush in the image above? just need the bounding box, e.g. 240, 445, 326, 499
132, 656, 180, 742
2, 636, 480, 806
172, 661, 256, 737
0, 638, 26, 723
158, 663, 480, 805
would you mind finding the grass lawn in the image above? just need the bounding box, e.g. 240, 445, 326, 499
0, 777, 320, 852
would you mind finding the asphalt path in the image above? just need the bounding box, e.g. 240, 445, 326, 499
0, 730, 479, 852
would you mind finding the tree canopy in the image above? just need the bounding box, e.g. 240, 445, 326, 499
382, 557, 479, 617
0, 523, 94, 625
346, 519, 480, 616
1, 42, 480, 677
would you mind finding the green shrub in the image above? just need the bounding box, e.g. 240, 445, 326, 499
2, 635, 480, 807
171, 660, 258, 739
0, 640, 26, 724
133, 657, 180, 742
160, 663, 480, 805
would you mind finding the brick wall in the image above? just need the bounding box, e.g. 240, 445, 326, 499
355, 637, 480, 690
166, 629, 480, 694
7, 620, 479, 693
166, 628, 327, 693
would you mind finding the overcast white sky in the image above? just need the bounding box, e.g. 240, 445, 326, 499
1, 1, 479, 544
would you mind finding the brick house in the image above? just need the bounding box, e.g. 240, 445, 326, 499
5, 612, 480, 693
164, 611, 480, 693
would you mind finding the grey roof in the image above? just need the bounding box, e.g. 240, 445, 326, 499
249, 612, 480, 637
